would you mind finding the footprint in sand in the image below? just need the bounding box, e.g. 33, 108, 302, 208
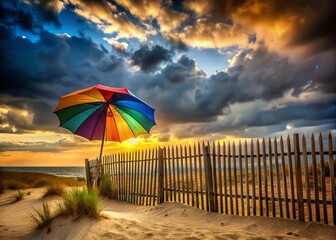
286, 232, 300, 237
144, 232, 154, 238
0, 225, 8, 231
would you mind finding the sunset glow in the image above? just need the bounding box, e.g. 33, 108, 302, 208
0, 0, 334, 166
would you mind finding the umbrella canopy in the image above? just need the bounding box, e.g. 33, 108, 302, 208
54, 84, 156, 142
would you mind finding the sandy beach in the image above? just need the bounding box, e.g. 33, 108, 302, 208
0, 187, 335, 240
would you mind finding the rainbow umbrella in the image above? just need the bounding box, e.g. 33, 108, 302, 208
54, 84, 156, 184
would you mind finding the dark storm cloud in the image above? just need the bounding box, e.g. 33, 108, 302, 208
160, 55, 198, 84
0, 29, 119, 99
182, 0, 335, 54
0, 30, 54, 99
128, 43, 335, 128
100, 44, 109, 54
0, 138, 83, 152
97, 55, 124, 72
0, 0, 62, 34
165, 100, 336, 139
130, 45, 172, 73
313, 51, 336, 94
30, 0, 62, 27
280, 0, 336, 51
0, 27, 126, 134
125, 44, 336, 135
166, 36, 189, 52
0, 30, 67, 99
235, 101, 336, 128
0, 2, 36, 33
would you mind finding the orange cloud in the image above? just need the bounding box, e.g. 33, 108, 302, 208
68, 0, 147, 41
33, 0, 65, 13
181, 0, 331, 57
103, 37, 129, 52
169, 18, 250, 49
115, 0, 160, 19
157, 7, 188, 33
115, 0, 188, 33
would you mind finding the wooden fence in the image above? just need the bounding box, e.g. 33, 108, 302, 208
86, 133, 336, 225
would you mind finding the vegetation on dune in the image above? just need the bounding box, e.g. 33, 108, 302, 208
28, 187, 101, 231
99, 175, 118, 199
0, 171, 84, 191
59, 188, 101, 219
28, 202, 55, 230
43, 184, 65, 198
12, 190, 24, 202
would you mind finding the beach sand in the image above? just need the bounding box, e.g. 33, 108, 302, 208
0, 188, 335, 240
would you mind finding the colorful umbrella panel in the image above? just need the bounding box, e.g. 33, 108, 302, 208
54, 84, 156, 142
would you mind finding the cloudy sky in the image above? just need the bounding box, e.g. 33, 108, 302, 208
0, 0, 335, 166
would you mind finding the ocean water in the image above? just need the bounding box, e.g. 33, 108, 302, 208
0, 166, 86, 178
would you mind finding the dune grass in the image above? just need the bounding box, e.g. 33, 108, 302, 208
12, 190, 24, 202
0, 171, 84, 191
43, 184, 65, 198
59, 188, 101, 220
28, 202, 55, 230
99, 175, 118, 199
28, 188, 101, 230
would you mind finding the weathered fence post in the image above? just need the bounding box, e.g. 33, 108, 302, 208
293, 133, 304, 221
328, 133, 336, 225
157, 147, 165, 204
85, 158, 92, 189
204, 145, 215, 212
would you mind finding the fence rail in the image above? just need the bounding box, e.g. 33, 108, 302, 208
86, 133, 336, 225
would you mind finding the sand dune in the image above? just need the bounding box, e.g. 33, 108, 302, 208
0, 188, 335, 240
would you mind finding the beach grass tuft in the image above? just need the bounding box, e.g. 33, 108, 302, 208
28, 202, 55, 230
59, 188, 101, 220
99, 175, 118, 199
28, 187, 101, 230
12, 190, 24, 202
43, 184, 65, 198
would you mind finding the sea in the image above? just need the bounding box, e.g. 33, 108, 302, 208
0, 166, 86, 178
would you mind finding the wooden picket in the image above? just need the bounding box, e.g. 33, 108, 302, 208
86, 133, 336, 225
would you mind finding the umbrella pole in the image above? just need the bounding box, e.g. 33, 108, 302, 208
95, 125, 106, 188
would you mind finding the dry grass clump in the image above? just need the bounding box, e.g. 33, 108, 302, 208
29, 188, 101, 231
12, 190, 24, 202
43, 184, 65, 198
28, 202, 55, 230
59, 188, 101, 220
99, 175, 118, 199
